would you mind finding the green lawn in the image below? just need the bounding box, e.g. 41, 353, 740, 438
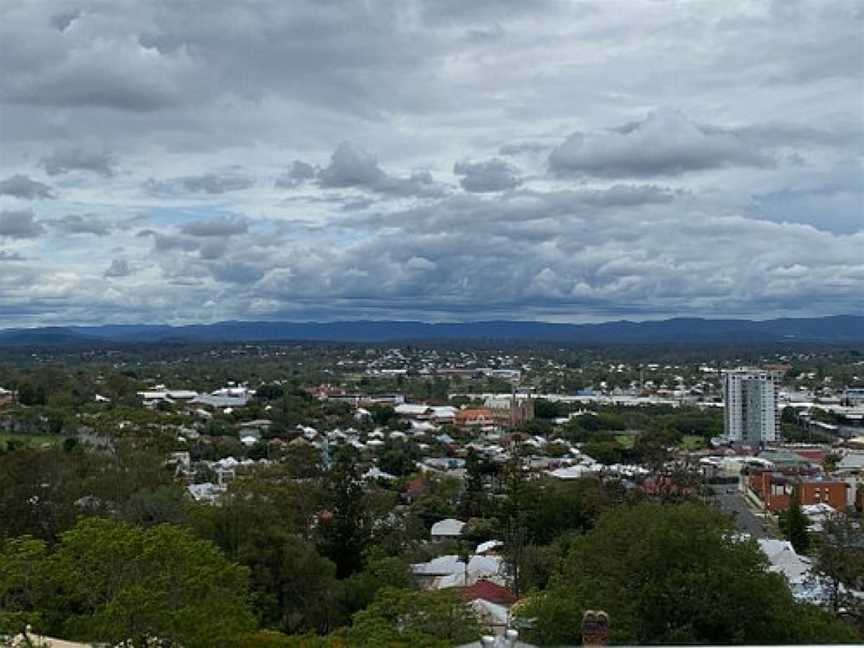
680, 434, 706, 450
615, 433, 636, 449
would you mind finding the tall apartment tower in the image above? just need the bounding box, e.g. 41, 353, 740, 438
723, 369, 779, 444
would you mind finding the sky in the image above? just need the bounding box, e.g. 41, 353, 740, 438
0, 0, 862, 327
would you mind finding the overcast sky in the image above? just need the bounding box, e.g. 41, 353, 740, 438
0, 0, 862, 327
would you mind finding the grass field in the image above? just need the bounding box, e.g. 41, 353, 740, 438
615, 433, 637, 448
681, 434, 707, 450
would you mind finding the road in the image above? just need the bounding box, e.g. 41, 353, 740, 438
708, 484, 776, 539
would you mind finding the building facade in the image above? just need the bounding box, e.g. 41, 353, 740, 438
483, 395, 535, 427
723, 369, 779, 444
747, 470, 849, 512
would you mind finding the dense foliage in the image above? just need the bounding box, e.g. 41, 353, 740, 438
517, 502, 858, 645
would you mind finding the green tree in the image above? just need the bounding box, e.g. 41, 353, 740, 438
518, 502, 857, 645
523, 477, 621, 545
45, 517, 255, 647
318, 450, 371, 578
239, 532, 342, 634
781, 491, 810, 554
0, 448, 81, 541
532, 399, 570, 420
813, 514, 864, 620
0, 536, 49, 636
460, 449, 487, 518
341, 557, 412, 617
256, 383, 285, 402
377, 440, 419, 478
633, 427, 678, 468
346, 587, 483, 647
16, 380, 45, 407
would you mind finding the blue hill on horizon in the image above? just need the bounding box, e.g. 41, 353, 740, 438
0, 315, 861, 347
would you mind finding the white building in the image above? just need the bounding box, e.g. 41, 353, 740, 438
723, 369, 779, 444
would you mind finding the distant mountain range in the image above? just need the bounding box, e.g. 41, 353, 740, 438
0, 315, 861, 347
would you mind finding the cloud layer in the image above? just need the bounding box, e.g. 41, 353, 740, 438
0, 0, 861, 326
548, 111, 773, 177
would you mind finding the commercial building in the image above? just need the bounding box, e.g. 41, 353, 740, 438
723, 369, 779, 444
747, 470, 849, 512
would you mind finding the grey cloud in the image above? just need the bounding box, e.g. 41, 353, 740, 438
579, 184, 678, 207
104, 259, 134, 278
453, 158, 521, 192
342, 198, 376, 211
249, 193, 863, 319
419, 0, 560, 26
117, 213, 150, 231
209, 261, 266, 284
549, 110, 774, 177
180, 216, 249, 237
199, 239, 229, 260
704, 121, 862, 151
49, 214, 112, 236
40, 149, 117, 177
750, 187, 864, 235
318, 142, 385, 188
499, 141, 550, 156
0, 210, 44, 239
0, 174, 57, 200
145, 171, 255, 196
0, 1, 861, 325
275, 161, 319, 189
373, 170, 447, 198
355, 184, 681, 234
2, 7, 206, 112
137, 230, 199, 253
0, 250, 26, 262
50, 11, 80, 33
314, 142, 447, 198
137, 228, 233, 260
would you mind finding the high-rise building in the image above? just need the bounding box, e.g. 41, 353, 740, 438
723, 369, 779, 444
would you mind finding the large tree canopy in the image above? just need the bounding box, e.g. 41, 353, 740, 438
517, 502, 857, 645
0, 517, 255, 647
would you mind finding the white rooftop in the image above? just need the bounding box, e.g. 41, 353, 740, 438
430, 517, 465, 537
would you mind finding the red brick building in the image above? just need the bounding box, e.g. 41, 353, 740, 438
455, 408, 495, 426
748, 469, 849, 512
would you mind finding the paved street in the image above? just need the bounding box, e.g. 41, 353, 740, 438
709, 484, 777, 539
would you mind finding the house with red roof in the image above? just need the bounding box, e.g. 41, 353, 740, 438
462, 579, 518, 606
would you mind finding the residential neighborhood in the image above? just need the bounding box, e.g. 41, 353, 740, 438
1, 340, 862, 645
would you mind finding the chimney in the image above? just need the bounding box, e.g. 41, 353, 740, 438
480, 629, 520, 647
581, 610, 610, 646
